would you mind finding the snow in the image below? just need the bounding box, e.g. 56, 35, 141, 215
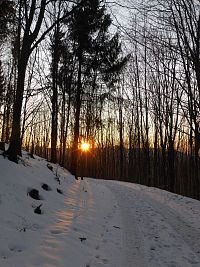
0, 151, 200, 266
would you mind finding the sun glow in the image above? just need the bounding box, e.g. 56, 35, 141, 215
80, 142, 90, 152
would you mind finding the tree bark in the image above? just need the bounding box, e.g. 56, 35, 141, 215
70, 47, 83, 178
6, 52, 29, 162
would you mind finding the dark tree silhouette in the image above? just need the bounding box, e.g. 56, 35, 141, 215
49, 3, 63, 164
5, 0, 87, 162
68, 0, 127, 178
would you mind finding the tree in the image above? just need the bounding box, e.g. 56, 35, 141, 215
58, 39, 76, 166
68, 0, 127, 178
5, 0, 87, 162
49, 2, 63, 163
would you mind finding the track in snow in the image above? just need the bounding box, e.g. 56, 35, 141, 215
87, 179, 200, 267
20, 177, 200, 267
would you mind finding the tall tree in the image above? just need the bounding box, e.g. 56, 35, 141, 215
68, 0, 126, 178
50, 2, 63, 163
5, 0, 86, 162
5, 0, 47, 162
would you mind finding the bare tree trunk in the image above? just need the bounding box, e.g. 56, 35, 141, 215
119, 107, 123, 180
70, 47, 83, 178
6, 0, 47, 162
50, 29, 59, 163
7, 52, 29, 161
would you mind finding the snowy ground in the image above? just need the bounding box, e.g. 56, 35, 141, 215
0, 152, 200, 266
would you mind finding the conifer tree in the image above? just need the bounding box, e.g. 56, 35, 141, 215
68, 0, 127, 178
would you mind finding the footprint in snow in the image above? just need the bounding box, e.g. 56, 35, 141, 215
50, 229, 64, 235
8, 244, 24, 253
113, 225, 121, 229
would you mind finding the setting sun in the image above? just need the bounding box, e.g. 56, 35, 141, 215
80, 142, 90, 152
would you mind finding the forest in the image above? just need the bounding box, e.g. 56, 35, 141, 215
0, 0, 200, 199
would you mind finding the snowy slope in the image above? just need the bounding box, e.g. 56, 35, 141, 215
0, 152, 200, 267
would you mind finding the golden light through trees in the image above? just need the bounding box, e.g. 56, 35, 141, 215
80, 142, 90, 152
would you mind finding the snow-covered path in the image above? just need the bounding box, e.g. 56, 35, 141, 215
35, 177, 200, 267
30, 178, 125, 267
100, 180, 200, 267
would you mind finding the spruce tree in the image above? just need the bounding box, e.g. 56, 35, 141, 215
68, 0, 127, 178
